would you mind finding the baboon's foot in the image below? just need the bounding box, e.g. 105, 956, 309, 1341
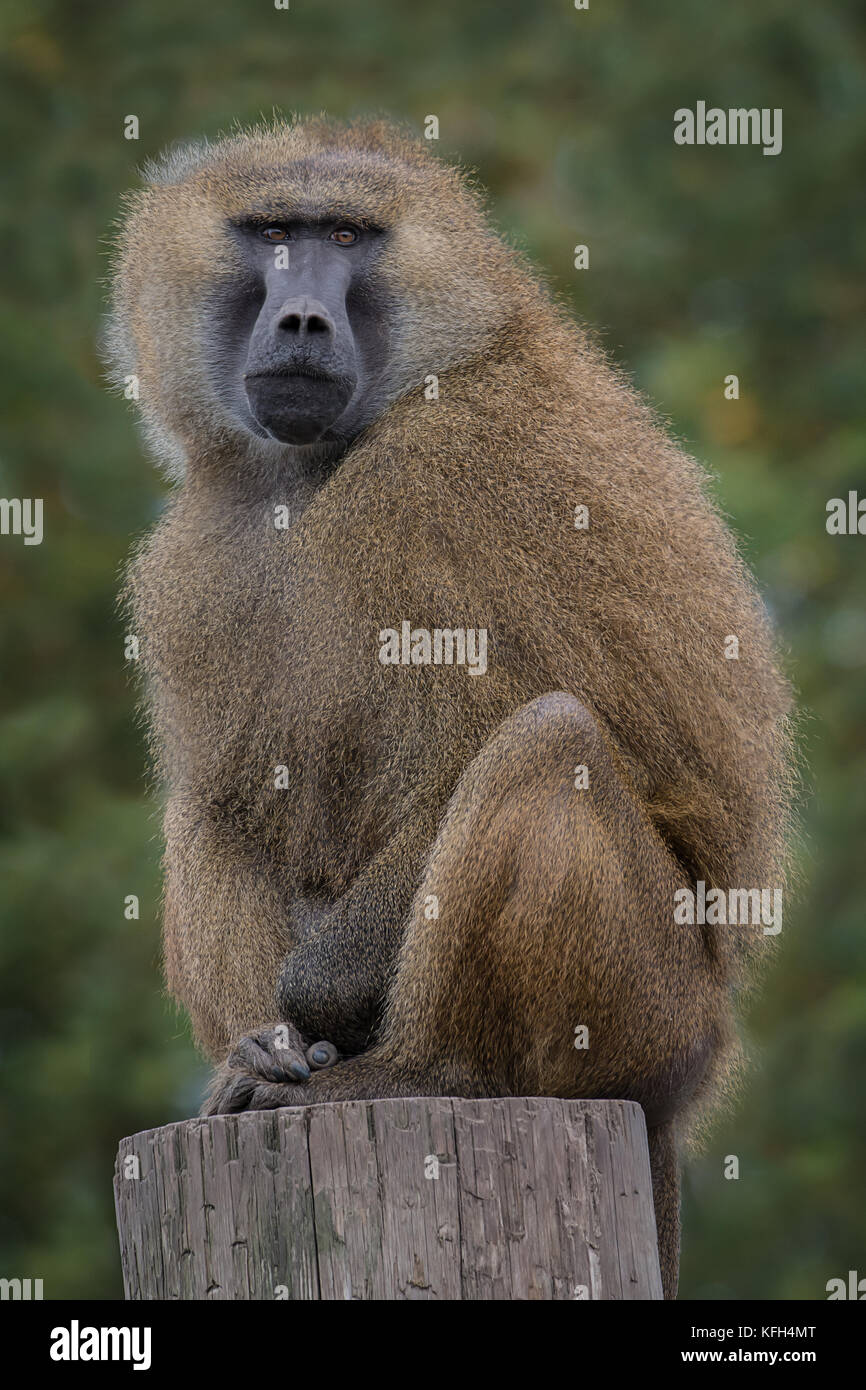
203, 1046, 480, 1115
201, 1023, 338, 1116
204, 1070, 310, 1115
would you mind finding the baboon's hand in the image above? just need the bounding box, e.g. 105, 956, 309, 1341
201, 1024, 338, 1116
231, 1023, 339, 1081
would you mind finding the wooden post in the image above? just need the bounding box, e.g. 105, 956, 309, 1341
114, 1097, 662, 1300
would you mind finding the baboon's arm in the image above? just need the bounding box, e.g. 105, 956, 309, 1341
162, 796, 290, 1057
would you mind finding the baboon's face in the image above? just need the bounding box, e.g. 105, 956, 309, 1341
213, 216, 389, 447
109, 124, 519, 473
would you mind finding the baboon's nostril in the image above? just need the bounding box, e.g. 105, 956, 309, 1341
276, 298, 335, 337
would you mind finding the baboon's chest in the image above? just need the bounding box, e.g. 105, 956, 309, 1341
142, 516, 408, 839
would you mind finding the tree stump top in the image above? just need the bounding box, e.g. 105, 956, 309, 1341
115, 1096, 662, 1300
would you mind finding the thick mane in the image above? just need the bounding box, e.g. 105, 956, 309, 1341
142, 117, 470, 192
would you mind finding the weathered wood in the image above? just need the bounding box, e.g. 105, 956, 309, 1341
114, 1097, 662, 1300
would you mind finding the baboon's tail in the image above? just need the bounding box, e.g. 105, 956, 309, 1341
647, 1120, 680, 1300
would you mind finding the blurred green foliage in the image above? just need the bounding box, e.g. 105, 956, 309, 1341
0, 0, 864, 1300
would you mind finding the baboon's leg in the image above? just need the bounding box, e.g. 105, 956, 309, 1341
277, 816, 442, 1054
211, 692, 718, 1089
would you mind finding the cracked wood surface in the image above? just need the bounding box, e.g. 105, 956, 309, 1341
114, 1097, 662, 1300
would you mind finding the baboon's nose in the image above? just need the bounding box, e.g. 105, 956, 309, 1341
276, 297, 335, 339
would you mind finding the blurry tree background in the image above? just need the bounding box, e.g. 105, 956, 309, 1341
0, 0, 863, 1299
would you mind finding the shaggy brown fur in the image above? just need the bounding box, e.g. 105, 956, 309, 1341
109, 118, 794, 1299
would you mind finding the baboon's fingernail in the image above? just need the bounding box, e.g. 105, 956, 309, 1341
289, 1061, 311, 1080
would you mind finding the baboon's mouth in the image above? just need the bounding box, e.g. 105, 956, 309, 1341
245, 366, 346, 384
243, 369, 356, 445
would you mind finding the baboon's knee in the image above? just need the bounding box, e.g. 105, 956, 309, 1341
487, 692, 612, 796
508, 691, 600, 741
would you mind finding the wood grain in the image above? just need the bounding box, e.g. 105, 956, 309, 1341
114, 1097, 662, 1300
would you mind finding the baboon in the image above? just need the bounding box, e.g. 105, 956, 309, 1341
108, 118, 794, 1299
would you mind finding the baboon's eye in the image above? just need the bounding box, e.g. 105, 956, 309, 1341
260, 226, 290, 242
329, 226, 359, 245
